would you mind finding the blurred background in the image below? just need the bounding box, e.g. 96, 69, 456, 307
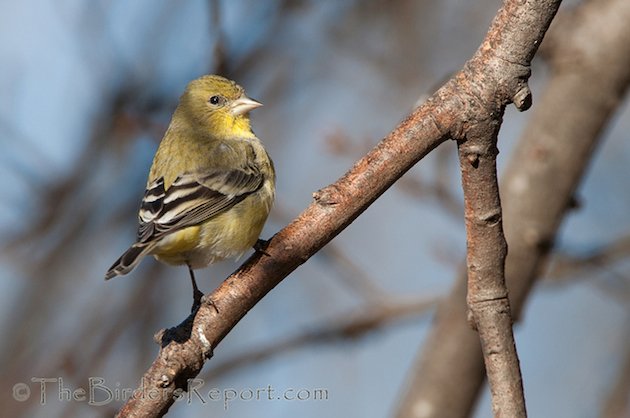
1, 1, 629, 417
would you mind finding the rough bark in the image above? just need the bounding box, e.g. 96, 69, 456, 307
395, 0, 630, 416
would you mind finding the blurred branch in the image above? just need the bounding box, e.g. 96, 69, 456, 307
546, 233, 630, 303
396, 0, 630, 416
547, 234, 630, 281
271, 202, 388, 302
117, 0, 561, 416
600, 327, 630, 418
207, 0, 227, 75
204, 297, 437, 380
0, 82, 175, 418
318, 243, 390, 302
0, 113, 53, 188
2, 90, 132, 256
396, 169, 462, 219
0, 90, 134, 378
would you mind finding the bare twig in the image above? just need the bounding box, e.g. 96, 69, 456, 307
117, 1, 561, 416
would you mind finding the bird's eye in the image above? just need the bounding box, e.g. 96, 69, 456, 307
209, 95, 221, 105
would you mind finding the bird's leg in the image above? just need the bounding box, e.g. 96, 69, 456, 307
187, 264, 219, 314
188, 265, 203, 312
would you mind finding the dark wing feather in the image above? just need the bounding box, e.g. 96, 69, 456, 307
137, 166, 263, 243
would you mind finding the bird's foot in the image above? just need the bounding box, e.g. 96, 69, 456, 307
254, 238, 271, 256
191, 288, 204, 313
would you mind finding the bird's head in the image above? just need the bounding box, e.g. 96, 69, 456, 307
176, 75, 262, 139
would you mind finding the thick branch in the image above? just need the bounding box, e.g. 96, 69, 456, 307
117, 0, 564, 416
396, 0, 630, 416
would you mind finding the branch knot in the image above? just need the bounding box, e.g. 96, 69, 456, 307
512, 85, 532, 111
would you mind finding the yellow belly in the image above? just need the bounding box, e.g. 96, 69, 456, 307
151, 225, 202, 265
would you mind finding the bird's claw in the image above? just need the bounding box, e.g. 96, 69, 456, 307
254, 238, 271, 256
191, 289, 204, 313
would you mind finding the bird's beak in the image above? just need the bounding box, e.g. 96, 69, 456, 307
230, 95, 263, 116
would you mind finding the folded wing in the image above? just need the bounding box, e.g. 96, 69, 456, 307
137, 166, 264, 244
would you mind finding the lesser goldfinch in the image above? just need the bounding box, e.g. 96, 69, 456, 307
105, 75, 275, 305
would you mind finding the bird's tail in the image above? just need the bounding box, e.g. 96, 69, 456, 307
105, 243, 154, 280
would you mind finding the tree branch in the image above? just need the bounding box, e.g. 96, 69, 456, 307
457, 118, 526, 416
395, 0, 630, 416
116, 0, 563, 416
